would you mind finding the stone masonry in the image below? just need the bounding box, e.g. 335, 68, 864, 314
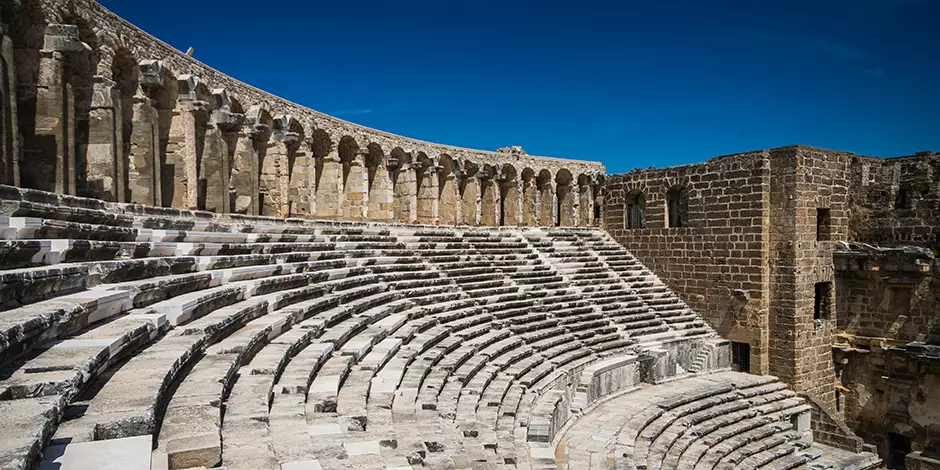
0, 0, 924, 469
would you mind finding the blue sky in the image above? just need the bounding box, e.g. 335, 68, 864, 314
99, 0, 939, 174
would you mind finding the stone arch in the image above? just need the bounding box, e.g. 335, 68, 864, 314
390, 147, 415, 223
521, 168, 537, 226
577, 173, 592, 226
555, 168, 575, 226
437, 154, 458, 225
338, 135, 365, 220
499, 164, 519, 226
480, 164, 499, 226
537, 169, 554, 226
366, 142, 392, 221
459, 160, 480, 225
415, 151, 436, 224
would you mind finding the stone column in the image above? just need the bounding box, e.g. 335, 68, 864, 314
202, 92, 242, 213
343, 149, 368, 221
0, 25, 20, 186
393, 164, 418, 224
438, 169, 458, 226
267, 117, 299, 218
539, 183, 554, 227
523, 178, 537, 226
173, 75, 209, 210
127, 60, 163, 205
317, 152, 343, 220
231, 107, 269, 215
84, 77, 122, 200
367, 159, 394, 222
33, 25, 87, 194
579, 181, 593, 226
417, 163, 440, 225
480, 175, 499, 226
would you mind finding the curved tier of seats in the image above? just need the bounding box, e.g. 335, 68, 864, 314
0, 187, 880, 470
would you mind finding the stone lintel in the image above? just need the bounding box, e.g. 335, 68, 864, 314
42, 24, 90, 53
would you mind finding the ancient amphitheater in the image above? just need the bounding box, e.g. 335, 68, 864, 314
1, 1, 938, 469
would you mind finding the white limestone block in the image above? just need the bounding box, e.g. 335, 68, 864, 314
308, 423, 342, 436
39, 434, 152, 470
342, 440, 380, 456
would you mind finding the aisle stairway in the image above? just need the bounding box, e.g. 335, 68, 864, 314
0, 186, 879, 470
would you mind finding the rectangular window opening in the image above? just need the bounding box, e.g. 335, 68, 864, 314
816, 208, 831, 241
814, 282, 832, 321
731, 341, 751, 374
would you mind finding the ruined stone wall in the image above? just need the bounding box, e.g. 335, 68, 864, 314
849, 152, 940, 250
834, 246, 940, 459
603, 150, 773, 375
0, 0, 604, 227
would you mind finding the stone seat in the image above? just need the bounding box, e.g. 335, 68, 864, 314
0, 217, 138, 242
46, 268, 382, 445
0, 395, 65, 470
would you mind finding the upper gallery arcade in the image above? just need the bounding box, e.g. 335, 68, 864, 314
0, 0, 606, 227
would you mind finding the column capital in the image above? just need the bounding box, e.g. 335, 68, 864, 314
139, 59, 166, 88
90, 76, 116, 109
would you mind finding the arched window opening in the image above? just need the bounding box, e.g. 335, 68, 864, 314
665, 187, 689, 228
626, 191, 645, 229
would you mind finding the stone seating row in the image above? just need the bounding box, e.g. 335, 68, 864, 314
2, 187, 861, 470
549, 371, 881, 470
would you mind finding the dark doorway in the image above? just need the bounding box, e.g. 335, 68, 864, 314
886, 433, 911, 469
731, 341, 750, 373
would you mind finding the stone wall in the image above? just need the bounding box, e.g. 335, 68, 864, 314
0, 0, 604, 227
603, 150, 772, 374
849, 152, 940, 249
603, 145, 940, 465
834, 246, 940, 461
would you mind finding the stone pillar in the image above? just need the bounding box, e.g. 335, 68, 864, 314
417, 163, 440, 224
316, 152, 343, 220
497, 174, 520, 226
83, 77, 122, 201
459, 172, 481, 226
231, 107, 269, 215
539, 183, 555, 227
393, 164, 418, 224
343, 150, 368, 221
579, 181, 593, 226
32, 25, 87, 194
288, 137, 312, 218
202, 89, 243, 213
480, 175, 499, 226
438, 170, 458, 226
558, 183, 576, 226
265, 116, 299, 218
522, 178, 537, 226
168, 75, 209, 209
367, 159, 394, 222
127, 60, 163, 205
0, 25, 20, 186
